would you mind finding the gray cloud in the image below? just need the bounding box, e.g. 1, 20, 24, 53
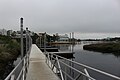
0, 0, 120, 33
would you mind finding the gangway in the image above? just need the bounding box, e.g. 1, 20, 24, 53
4, 18, 120, 80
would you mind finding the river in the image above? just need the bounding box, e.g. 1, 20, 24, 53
53, 41, 120, 80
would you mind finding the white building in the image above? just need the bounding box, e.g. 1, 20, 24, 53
7, 30, 13, 36
59, 34, 69, 42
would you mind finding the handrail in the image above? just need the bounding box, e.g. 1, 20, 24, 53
5, 56, 25, 80
4, 46, 32, 80
46, 52, 120, 80
53, 54, 120, 80
49, 55, 95, 80
56, 57, 64, 80
4, 25, 32, 80
59, 59, 95, 80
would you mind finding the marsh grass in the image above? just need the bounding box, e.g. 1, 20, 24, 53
83, 42, 120, 57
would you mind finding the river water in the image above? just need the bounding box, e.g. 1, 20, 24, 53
54, 41, 120, 80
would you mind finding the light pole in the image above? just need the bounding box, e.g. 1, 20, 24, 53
20, 18, 23, 59
26, 27, 28, 54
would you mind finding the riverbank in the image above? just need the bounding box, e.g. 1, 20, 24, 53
83, 42, 120, 57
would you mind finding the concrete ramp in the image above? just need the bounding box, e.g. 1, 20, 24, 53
26, 44, 60, 80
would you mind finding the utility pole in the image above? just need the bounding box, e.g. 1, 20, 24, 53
20, 18, 23, 59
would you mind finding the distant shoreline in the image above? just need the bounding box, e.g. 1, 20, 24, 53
83, 42, 120, 56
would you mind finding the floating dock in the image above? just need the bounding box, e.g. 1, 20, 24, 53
40, 48, 59, 52
40, 47, 74, 58
50, 51, 74, 58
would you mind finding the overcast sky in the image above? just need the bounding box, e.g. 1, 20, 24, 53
0, 0, 120, 34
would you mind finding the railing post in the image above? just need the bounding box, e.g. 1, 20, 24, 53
26, 27, 29, 69
45, 52, 47, 63
84, 68, 91, 80
39, 36, 41, 48
65, 59, 67, 80
22, 58, 25, 80
51, 54, 53, 68
10, 74, 15, 80
30, 38, 32, 47
56, 57, 64, 80
46, 52, 49, 65
29, 34, 31, 49
44, 32, 46, 53
48, 53, 50, 66
26, 27, 28, 54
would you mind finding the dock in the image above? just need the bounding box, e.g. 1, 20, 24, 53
40, 48, 74, 58
26, 44, 60, 80
40, 48, 59, 52
50, 51, 74, 58
5, 18, 120, 80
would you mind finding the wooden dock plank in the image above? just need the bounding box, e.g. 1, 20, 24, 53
26, 44, 60, 80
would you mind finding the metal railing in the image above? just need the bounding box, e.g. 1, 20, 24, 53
46, 52, 120, 80
4, 18, 32, 80
4, 30, 32, 80
4, 50, 30, 80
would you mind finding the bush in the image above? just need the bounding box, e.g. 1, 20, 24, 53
0, 35, 20, 79
83, 42, 120, 56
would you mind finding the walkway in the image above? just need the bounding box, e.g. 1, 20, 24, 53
26, 44, 60, 80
